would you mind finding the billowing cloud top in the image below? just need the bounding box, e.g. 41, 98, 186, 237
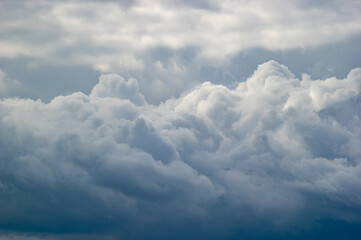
1, 0, 361, 106
1, 61, 361, 239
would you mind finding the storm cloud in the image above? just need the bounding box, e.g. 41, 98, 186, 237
1, 61, 361, 239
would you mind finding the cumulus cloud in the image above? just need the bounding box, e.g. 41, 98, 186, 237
2, 0, 361, 105
89, 74, 145, 105
1, 61, 361, 239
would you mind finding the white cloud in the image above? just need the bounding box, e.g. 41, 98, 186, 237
89, 74, 145, 105
1, 0, 361, 71
1, 61, 361, 238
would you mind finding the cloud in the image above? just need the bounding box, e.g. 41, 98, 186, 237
0, 69, 22, 97
1, 60, 361, 239
0, 70, 5, 94
89, 74, 145, 105
2, 0, 361, 105
1, 0, 361, 71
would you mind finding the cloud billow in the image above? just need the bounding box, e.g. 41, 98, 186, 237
0, 61, 361, 239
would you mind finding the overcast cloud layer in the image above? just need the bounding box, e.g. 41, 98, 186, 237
1, 61, 361, 239
1, 0, 361, 239
1, 0, 361, 103
2, 0, 361, 67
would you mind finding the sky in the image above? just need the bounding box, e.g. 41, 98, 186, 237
0, 0, 361, 239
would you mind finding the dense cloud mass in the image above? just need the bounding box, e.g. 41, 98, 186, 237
1, 61, 361, 239
1, 0, 361, 239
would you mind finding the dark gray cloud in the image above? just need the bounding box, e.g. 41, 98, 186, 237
1, 61, 361, 239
